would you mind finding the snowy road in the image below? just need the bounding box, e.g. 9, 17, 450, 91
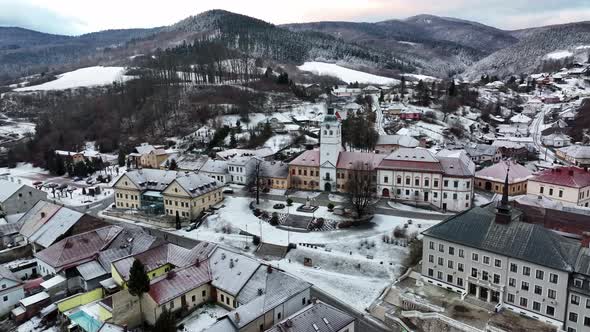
530, 105, 558, 163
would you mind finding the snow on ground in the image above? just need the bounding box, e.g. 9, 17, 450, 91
17, 316, 57, 332
180, 304, 228, 332
298, 62, 399, 85
328, 194, 347, 203
405, 74, 440, 82
264, 134, 293, 153
387, 201, 452, 215
545, 50, 573, 60
0, 120, 35, 137
15, 66, 133, 91
397, 41, 420, 46
289, 191, 321, 199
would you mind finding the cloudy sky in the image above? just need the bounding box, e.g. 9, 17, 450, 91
1, 0, 589, 35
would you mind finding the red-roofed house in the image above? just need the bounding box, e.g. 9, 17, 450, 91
527, 167, 590, 207
335, 152, 385, 192
475, 161, 533, 195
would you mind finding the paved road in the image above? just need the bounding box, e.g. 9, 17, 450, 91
311, 287, 393, 332
530, 106, 556, 163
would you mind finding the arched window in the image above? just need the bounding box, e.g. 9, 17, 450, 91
329, 130, 333, 135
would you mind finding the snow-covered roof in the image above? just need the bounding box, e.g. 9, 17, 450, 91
20, 291, 49, 307
40, 275, 66, 289
558, 145, 590, 159
200, 159, 228, 174
0, 180, 24, 202
209, 248, 260, 296
510, 114, 532, 124
376, 135, 419, 148
216, 148, 274, 160
476, 160, 533, 183
76, 260, 108, 281
172, 173, 223, 198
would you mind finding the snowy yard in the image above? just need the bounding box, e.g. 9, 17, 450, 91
15, 66, 133, 91
179, 304, 228, 332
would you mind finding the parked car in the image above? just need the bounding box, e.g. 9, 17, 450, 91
85, 178, 95, 185
44, 183, 59, 189
222, 188, 234, 194
73, 177, 83, 182
273, 203, 285, 209
32, 181, 43, 186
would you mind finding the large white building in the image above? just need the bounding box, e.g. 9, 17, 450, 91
422, 178, 590, 331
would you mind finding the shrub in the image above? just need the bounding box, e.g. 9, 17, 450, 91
263, 187, 270, 193
393, 226, 407, 238
253, 209, 262, 217
270, 212, 279, 226
338, 220, 353, 229
286, 198, 293, 206
327, 203, 334, 211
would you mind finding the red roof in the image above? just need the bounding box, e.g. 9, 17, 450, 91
148, 263, 211, 304
289, 150, 320, 167
531, 166, 590, 188
336, 151, 386, 170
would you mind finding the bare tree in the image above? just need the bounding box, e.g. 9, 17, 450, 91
345, 162, 376, 219
247, 158, 264, 205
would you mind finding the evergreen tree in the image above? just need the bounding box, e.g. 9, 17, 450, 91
400, 76, 406, 97
153, 308, 176, 332
118, 150, 126, 167
175, 213, 181, 230
128, 260, 150, 325
448, 81, 456, 97
169, 159, 178, 171
55, 154, 66, 176
229, 131, 237, 148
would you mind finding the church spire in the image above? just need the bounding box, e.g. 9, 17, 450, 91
495, 160, 512, 224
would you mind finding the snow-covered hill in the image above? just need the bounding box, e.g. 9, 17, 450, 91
14, 66, 133, 91
298, 62, 399, 85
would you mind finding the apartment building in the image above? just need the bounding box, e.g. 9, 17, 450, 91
527, 166, 590, 207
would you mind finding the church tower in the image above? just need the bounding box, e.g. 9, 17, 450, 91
319, 107, 342, 192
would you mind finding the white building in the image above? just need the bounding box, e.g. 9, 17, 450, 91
542, 133, 572, 148
0, 265, 25, 316
0, 180, 47, 216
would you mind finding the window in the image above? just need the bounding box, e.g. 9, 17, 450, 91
522, 266, 530, 276
434, 180, 439, 187
584, 316, 590, 327
191, 295, 196, 302
510, 263, 518, 273
458, 263, 464, 272
507, 293, 515, 303
447, 275, 453, 283
278, 312, 282, 320
202, 290, 207, 297
535, 270, 544, 280
406, 177, 410, 185
471, 268, 478, 278
549, 273, 558, 284
586, 299, 590, 309
520, 297, 528, 307
533, 301, 541, 311
483, 256, 490, 265
2, 296, 6, 302
472, 253, 479, 262
302, 297, 307, 305
429, 241, 434, 250
444, 180, 449, 187
458, 278, 463, 287
439, 244, 444, 252
428, 268, 434, 277
548, 289, 556, 299
447, 260, 454, 269
415, 178, 420, 186
521, 281, 529, 291
449, 247, 455, 255
494, 259, 502, 268
425, 178, 430, 187
570, 312, 579, 323
574, 278, 583, 288
482, 271, 489, 281
453, 193, 457, 200
397, 177, 402, 184
459, 249, 464, 258
534, 285, 542, 295
540, 187, 544, 194
438, 257, 444, 266
509, 278, 516, 287
559, 190, 563, 198
454, 181, 458, 188
549, 188, 553, 196
428, 255, 434, 263
170, 301, 175, 309
384, 176, 389, 183
221, 294, 225, 302
546, 306, 555, 316
437, 271, 443, 279
571, 294, 580, 305
493, 274, 500, 284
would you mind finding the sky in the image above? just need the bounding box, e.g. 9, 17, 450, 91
1, 0, 589, 35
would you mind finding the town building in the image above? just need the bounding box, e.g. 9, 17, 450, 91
128, 143, 169, 169
475, 160, 533, 196
542, 133, 572, 148
421, 176, 590, 331
199, 159, 230, 184
259, 161, 289, 190
375, 135, 420, 154
227, 156, 256, 185
527, 166, 590, 207
266, 300, 356, 332
465, 144, 503, 165
113, 169, 224, 222
0, 180, 47, 216
557, 145, 590, 167
288, 150, 320, 191
376, 148, 475, 212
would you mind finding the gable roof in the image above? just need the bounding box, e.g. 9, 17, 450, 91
559, 145, 590, 159
35, 226, 123, 270
167, 173, 222, 198
476, 161, 533, 183
336, 151, 386, 170
530, 167, 590, 188
0, 180, 25, 202
376, 135, 419, 148
27, 206, 84, 248
289, 150, 320, 167
378, 148, 443, 173
148, 263, 211, 305
423, 204, 580, 271
0, 265, 22, 283
209, 248, 260, 296
115, 169, 179, 191
76, 260, 108, 281
266, 301, 355, 332
19, 201, 62, 238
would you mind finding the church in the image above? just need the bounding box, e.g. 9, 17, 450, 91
288, 106, 475, 212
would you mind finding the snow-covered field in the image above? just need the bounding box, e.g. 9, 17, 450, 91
298, 62, 399, 85
545, 50, 573, 60
15, 66, 133, 91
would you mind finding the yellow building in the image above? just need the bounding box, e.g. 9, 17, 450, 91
288, 150, 320, 191
260, 161, 289, 190
475, 160, 532, 196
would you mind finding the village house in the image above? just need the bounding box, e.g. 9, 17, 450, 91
399, 108, 422, 121
475, 160, 533, 195
557, 145, 590, 167
113, 169, 224, 222
227, 156, 256, 185
0, 180, 47, 216
199, 159, 230, 184
527, 166, 590, 207
375, 135, 420, 154
19, 200, 107, 252
377, 148, 475, 212
128, 143, 169, 169
542, 133, 572, 147
259, 161, 289, 190
0, 265, 25, 316
465, 144, 503, 165
266, 300, 356, 332
332, 86, 361, 97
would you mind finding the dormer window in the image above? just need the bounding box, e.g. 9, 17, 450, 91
575, 278, 583, 288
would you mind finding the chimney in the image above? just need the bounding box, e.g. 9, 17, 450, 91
234, 312, 240, 323
582, 232, 590, 248
267, 265, 273, 274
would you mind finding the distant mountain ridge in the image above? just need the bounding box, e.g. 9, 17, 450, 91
1, 10, 589, 83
